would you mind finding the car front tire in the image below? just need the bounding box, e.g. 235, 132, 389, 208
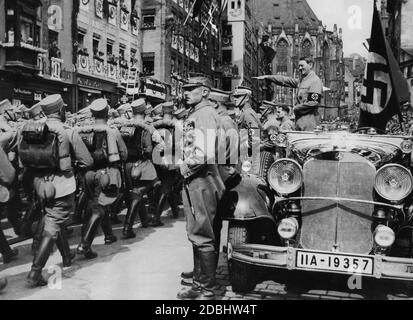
228, 222, 257, 293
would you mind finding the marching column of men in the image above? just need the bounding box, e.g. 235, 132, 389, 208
0, 70, 302, 295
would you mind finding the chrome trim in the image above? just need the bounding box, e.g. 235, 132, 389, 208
229, 244, 413, 281
276, 196, 404, 210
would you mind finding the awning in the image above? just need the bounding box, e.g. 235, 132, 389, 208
79, 86, 101, 94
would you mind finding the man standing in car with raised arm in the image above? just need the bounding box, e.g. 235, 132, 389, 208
255, 56, 323, 131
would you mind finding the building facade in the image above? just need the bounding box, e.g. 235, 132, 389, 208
343, 53, 366, 121
221, 0, 272, 107
255, 0, 345, 119
0, 0, 75, 110
140, 0, 222, 100
74, 0, 141, 111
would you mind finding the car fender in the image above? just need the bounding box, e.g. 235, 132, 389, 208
218, 174, 274, 222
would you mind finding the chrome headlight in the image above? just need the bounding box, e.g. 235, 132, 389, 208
375, 164, 413, 202
267, 159, 303, 195
277, 217, 299, 240
401, 140, 413, 154
373, 225, 395, 248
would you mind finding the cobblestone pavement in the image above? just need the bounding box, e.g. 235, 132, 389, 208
1, 212, 413, 300
214, 258, 413, 300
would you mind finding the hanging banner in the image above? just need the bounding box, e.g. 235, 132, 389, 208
108, 3, 117, 26
185, 40, 190, 57
120, 9, 129, 31
96, 0, 104, 19
178, 36, 184, 54
132, 16, 139, 36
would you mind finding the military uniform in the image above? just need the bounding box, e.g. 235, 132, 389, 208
0, 145, 18, 264
76, 99, 128, 259
233, 87, 262, 131
177, 75, 225, 300
209, 89, 240, 188
151, 101, 181, 225
264, 71, 323, 131
121, 98, 165, 238
22, 94, 93, 287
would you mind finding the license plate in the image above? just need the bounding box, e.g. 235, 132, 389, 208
296, 250, 374, 275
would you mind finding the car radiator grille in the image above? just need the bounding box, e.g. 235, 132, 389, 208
299, 154, 376, 254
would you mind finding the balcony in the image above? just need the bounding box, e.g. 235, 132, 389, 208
0, 41, 47, 73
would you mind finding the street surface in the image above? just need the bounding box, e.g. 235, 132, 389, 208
1, 208, 413, 300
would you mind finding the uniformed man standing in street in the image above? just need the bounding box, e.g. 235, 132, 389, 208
232, 86, 262, 131
121, 98, 165, 238
20, 94, 93, 287
76, 98, 128, 259
254, 56, 323, 131
177, 75, 225, 300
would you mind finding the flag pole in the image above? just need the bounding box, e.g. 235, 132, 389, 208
199, 3, 217, 38
184, 0, 196, 25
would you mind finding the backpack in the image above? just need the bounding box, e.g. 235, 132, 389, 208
120, 125, 153, 162
19, 122, 60, 170
80, 131, 109, 168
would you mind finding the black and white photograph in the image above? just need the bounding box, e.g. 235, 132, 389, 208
0, 0, 413, 305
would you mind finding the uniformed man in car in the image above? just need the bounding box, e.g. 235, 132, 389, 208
254, 56, 323, 131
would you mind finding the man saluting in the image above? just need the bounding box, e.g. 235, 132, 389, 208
254, 56, 323, 131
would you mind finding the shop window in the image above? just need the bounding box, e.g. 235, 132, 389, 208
48, 30, 61, 58
223, 50, 232, 65
21, 17, 34, 45
119, 44, 128, 68
93, 37, 100, 57
142, 52, 155, 76
131, 48, 138, 67
142, 9, 156, 29
77, 32, 88, 55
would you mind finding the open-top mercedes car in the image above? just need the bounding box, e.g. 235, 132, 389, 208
220, 129, 413, 292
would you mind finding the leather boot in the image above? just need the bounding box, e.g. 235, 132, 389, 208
101, 208, 117, 245
6, 203, 22, 236
56, 227, 76, 267
138, 199, 149, 228
181, 246, 202, 287
122, 198, 140, 239
198, 251, 217, 300
0, 277, 7, 291
76, 213, 101, 259
27, 233, 55, 287
168, 193, 180, 219
31, 217, 45, 255
0, 227, 18, 264
20, 202, 39, 237
177, 247, 203, 299
148, 192, 166, 227
73, 190, 87, 225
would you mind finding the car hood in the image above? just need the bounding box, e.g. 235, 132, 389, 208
286, 132, 406, 167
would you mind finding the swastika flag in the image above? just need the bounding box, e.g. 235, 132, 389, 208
359, 4, 410, 131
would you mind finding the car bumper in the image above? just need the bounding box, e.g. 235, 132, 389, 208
227, 243, 413, 281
